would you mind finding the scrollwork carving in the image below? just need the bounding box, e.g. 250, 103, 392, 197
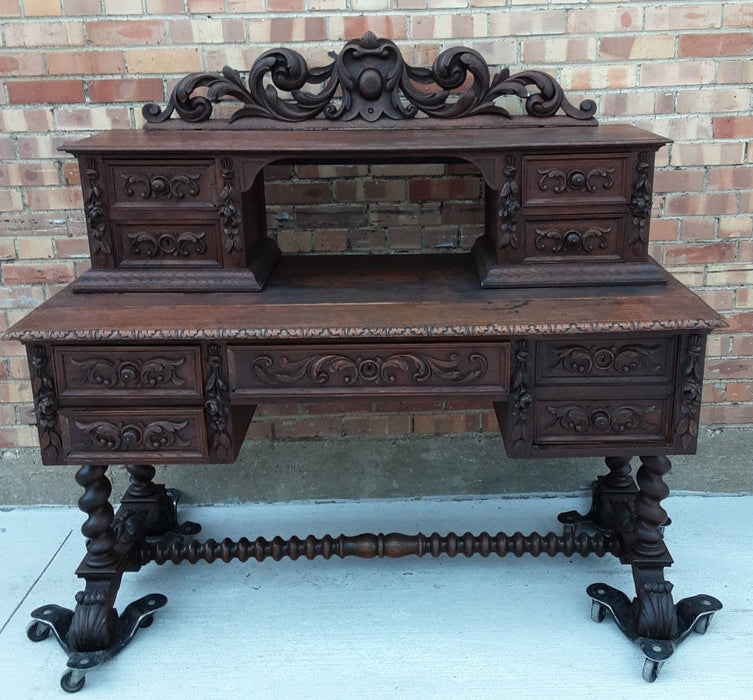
537, 166, 614, 194
251, 351, 489, 386
534, 226, 611, 254
74, 419, 190, 451
120, 172, 201, 200
128, 231, 207, 258
554, 344, 663, 376
70, 356, 187, 389
547, 404, 655, 434
143, 32, 596, 124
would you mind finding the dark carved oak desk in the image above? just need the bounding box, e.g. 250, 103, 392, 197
5, 35, 725, 692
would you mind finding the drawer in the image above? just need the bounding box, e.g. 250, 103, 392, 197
534, 398, 671, 446
60, 408, 208, 462
522, 154, 630, 206
229, 342, 510, 398
111, 220, 224, 269
522, 214, 625, 262
54, 346, 202, 401
107, 159, 217, 207
535, 338, 675, 386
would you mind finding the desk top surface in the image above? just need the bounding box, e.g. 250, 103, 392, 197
7, 254, 722, 343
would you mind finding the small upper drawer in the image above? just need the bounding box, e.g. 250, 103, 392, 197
522, 154, 630, 206
229, 342, 509, 398
535, 338, 676, 386
54, 346, 202, 401
106, 160, 217, 207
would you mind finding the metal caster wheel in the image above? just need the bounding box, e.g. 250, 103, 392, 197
642, 658, 664, 683
139, 614, 154, 629
60, 670, 86, 693
694, 614, 711, 634
590, 600, 606, 623
26, 620, 51, 642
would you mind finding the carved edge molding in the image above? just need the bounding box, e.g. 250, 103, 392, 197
142, 32, 597, 125
7, 318, 724, 343
29, 344, 63, 461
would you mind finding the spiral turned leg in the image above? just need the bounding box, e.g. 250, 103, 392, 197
76, 464, 118, 568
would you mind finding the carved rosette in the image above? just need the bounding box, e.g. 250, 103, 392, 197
219, 159, 242, 259
675, 334, 704, 449
142, 32, 596, 124
83, 160, 111, 260
498, 157, 520, 249
204, 344, 232, 461
537, 167, 614, 194
128, 231, 207, 258
29, 344, 62, 462
534, 226, 611, 254
74, 419, 190, 451
629, 152, 653, 255
121, 172, 201, 200
71, 356, 187, 389
251, 351, 488, 387
509, 340, 532, 448
554, 344, 662, 376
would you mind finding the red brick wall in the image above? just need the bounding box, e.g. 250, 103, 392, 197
1, 2, 752, 448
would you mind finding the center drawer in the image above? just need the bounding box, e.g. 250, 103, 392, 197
229, 342, 510, 399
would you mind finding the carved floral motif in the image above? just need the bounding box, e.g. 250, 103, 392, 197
629, 152, 653, 255
143, 32, 596, 124
676, 334, 704, 449
83, 160, 111, 258
510, 340, 532, 449
251, 351, 489, 386
29, 344, 62, 461
120, 172, 201, 200
534, 226, 611, 254
498, 157, 520, 248
204, 344, 232, 461
128, 231, 207, 258
219, 159, 242, 257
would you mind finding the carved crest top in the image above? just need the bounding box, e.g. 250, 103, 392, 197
143, 32, 597, 126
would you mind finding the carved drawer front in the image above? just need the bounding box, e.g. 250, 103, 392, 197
522, 154, 630, 206
60, 408, 208, 462
522, 214, 625, 262
535, 338, 675, 386
107, 160, 217, 207
111, 220, 223, 269
54, 346, 202, 401
534, 398, 671, 447
229, 342, 510, 398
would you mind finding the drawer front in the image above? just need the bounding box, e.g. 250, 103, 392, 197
107, 160, 217, 207
535, 338, 675, 386
111, 220, 223, 269
229, 342, 510, 397
522, 154, 630, 206
54, 346, 202, 401
60, 408, 207, 462
522, 215, 625, 262
534, 398, 671, 446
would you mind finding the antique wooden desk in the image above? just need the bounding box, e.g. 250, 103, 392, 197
6, 35, 724, 692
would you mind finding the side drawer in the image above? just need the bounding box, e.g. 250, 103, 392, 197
229, 342, 510, 398
534, 397, 672, 447
59, 408, 208, 462
522, 154, 630, 206
53, 346, 203, 401
535, 337, 676, 386
106, 159, 217, 207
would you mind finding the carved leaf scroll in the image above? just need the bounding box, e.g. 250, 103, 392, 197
143, 32, 597, 124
